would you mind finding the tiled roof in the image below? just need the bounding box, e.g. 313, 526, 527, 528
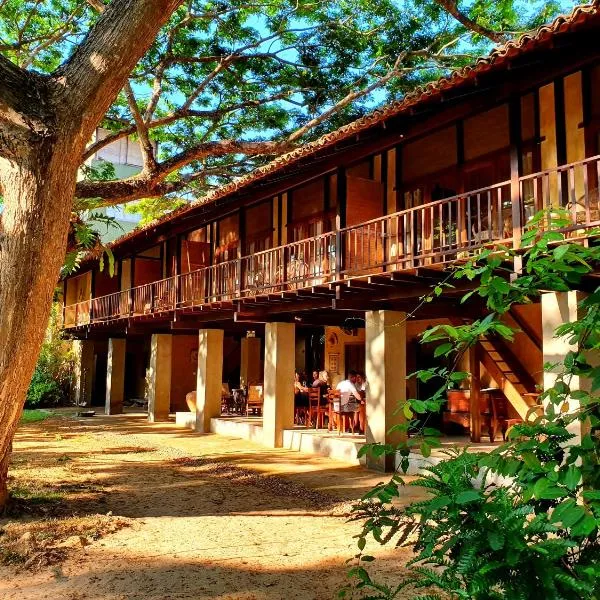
100, 2, 600, 253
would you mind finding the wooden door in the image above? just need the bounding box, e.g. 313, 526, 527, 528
344, 343, 365, 378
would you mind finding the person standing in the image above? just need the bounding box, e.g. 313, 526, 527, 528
335, 370, 361, 432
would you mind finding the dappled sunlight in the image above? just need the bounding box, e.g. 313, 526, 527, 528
2, 413, 423, 599
1, 543, 412, 600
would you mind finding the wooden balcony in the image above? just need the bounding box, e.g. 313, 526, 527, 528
64, 155, 600, 329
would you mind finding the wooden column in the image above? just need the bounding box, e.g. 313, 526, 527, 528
240, 336, 261, 388
469, 344, 482, 443
73, 340, 94, 407
509, 98, 523, 265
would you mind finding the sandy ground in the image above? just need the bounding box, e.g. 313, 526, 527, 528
1, 410, 426, 600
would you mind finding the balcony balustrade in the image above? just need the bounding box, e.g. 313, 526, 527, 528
64, 155, 600, 328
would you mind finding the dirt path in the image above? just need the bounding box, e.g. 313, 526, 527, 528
1, 411, 423, 599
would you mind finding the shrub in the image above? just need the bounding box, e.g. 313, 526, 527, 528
26, 369, 63, 408
348, 212, 600, 600
25, 301, 74, 409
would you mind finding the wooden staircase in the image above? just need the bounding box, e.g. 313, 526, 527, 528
478, 335, 539, 420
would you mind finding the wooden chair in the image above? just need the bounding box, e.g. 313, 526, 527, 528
328, 390, 355, 435
246, 385, 264, 416
327, 390, 340, 432
294, 388, 309, 425
443, 388, 511, 442
221, 383, 232, 414
488, 391, 523, 442
308, 388, 328, 429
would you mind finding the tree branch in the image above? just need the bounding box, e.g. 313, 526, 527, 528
433, 0, 507, 43
123, 81, 157, 172
82, 92, 293, 160
75, 138, 292, 204
53, 0, 183, 139
287, 52, 409, 144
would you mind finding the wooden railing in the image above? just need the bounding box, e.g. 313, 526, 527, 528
241, 232, 337, 295
64, 300, 91, 327
519, 154, 600, 231
177, 259, 241, 307
64, 155, 600, 327
91, 290, 130, 321
340, 179, 512, 276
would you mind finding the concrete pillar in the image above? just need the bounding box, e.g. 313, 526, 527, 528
542, 291, 592, 443
73, 340, 94, 407
365, 310, 407, 471
195, 329, 224, 433
240, 336, 261, 387
105, 338, 126, 415
147, 334, 172, 422
263, 322, 295, 448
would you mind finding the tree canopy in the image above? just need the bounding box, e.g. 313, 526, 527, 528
1, 0, 568, 222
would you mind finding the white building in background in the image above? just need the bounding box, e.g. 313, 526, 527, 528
85, 127, 154, 242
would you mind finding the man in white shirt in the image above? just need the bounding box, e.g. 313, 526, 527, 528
336, 370, 361, 412
336, 370, 360, 396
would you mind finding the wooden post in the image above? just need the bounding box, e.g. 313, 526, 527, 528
335, 230, 342, 277
336, 166, 346, 280
509, 98, 523, 275
469, 344, 482, 443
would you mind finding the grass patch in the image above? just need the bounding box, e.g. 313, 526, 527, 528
20, 410, 52, 424
10, 485, 63, 506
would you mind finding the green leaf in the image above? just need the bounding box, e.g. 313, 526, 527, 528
427, 495, 452, 511
553, 245, 570, 261
571, 514, 597, 537
562, 465, 581, 491
455, 490, 480, 504
434, 342, 453, 358
488, 530, 505, 550
521, 451, 541, 470
533, 478, 566, 500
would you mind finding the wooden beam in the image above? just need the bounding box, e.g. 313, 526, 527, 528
332, 296, 464, 317
237, 296, 332, 316
296, 287, 335, 298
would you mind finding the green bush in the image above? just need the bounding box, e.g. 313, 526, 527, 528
348, 212, 600, 600
25, 301, 74, 409
26, 368, 63, 408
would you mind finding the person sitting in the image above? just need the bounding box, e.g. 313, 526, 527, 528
355, 372, 369, 400
312, 369, 329, 403
294, 371, 309, 423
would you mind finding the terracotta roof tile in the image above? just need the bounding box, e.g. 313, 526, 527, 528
99, 2, 600, 253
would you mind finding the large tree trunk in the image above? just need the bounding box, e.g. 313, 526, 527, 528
0, 0, 183, 507
0, 137, 78, 505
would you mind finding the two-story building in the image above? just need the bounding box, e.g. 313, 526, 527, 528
62, 4, 600, 469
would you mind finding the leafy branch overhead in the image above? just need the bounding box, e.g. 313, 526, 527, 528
0, 0, 558, 213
